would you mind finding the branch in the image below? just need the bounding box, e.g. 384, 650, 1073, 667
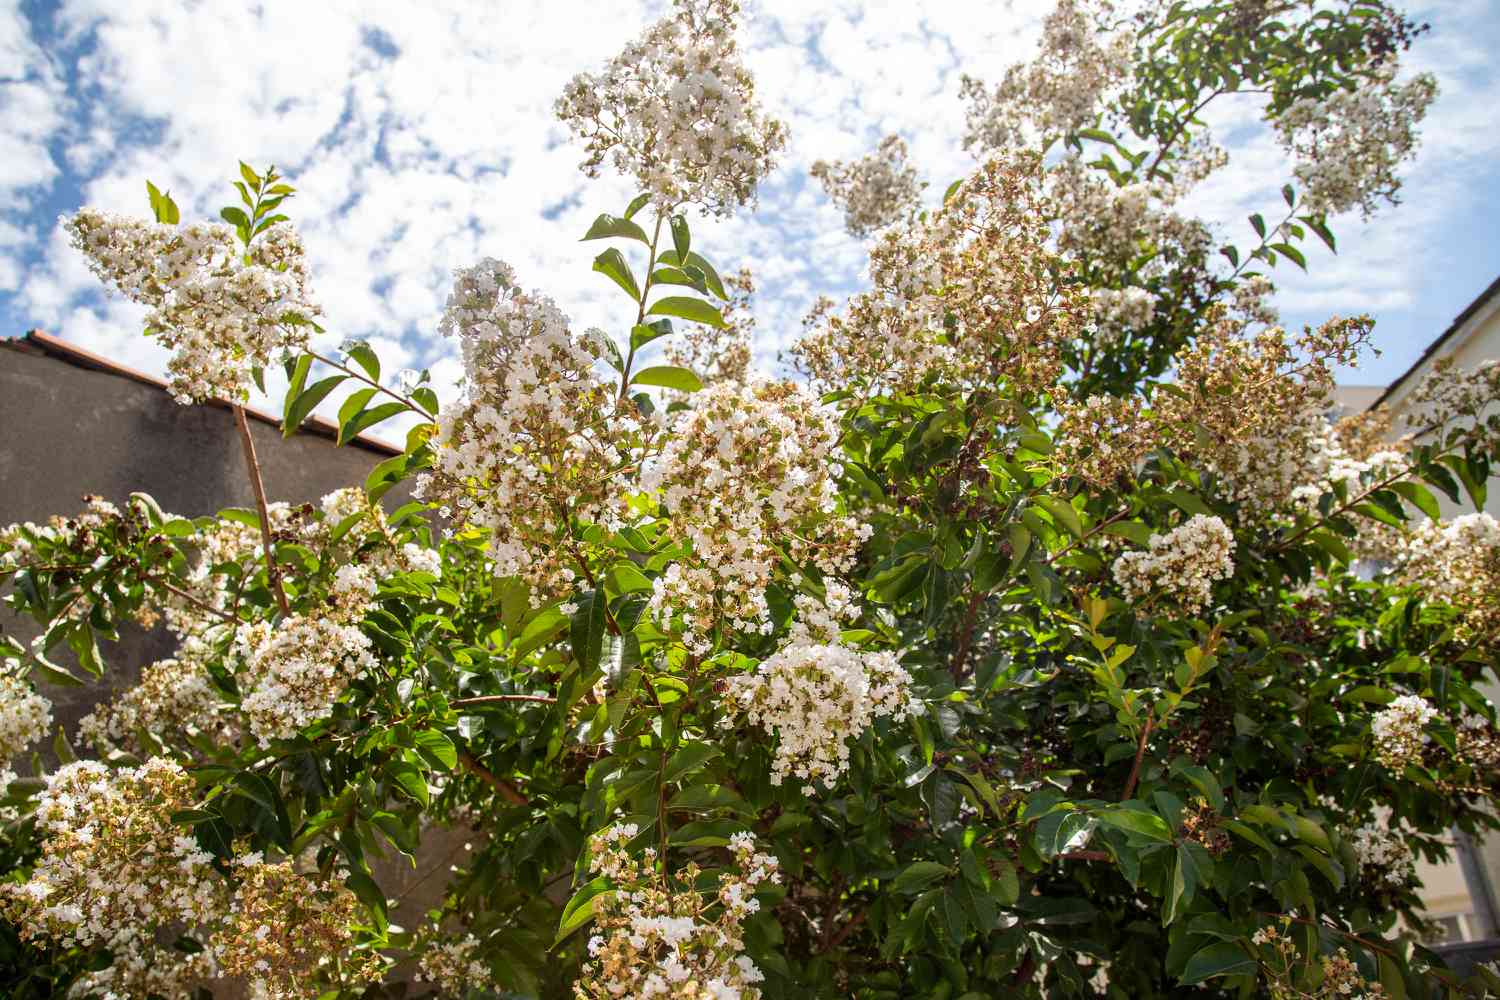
1059, 849, 1112, 862
306, 349, 426, 416
823, 909, 867, 952
232, 405, 291, 616
451, 694, 557, 707
1143, 86, 1225, 182
1047, 505, 1132, 566
1121, 714, 1156, 801
456, 748, 527, 807
950, 590, 986, 683
153, 578, 239, 626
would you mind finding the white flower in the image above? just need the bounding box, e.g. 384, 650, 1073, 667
723, 637, 921, 790
1111, 514, 1235, 613
0, 673, 51, 765
555, 0, 787, 215
1371, 694, 1437, 771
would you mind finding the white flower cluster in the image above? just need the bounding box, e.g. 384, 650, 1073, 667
415, 931, 493, 996
556, 0, 787, 216
1349, 822, 1416, 890
1111, 514, 1235, 613
1, 759, 226, 955
1275, 64, 1438, 217
78, 643, 233, 755
241, 615, 378, 746
1089, 286, 1156, 344
421, 258, 638, 604
643, 379, 869, 652
0, 672, 51, 765
959, 0, 1131, 151
577, 825, 779, 999
723, 634, 921, 790
810, 134, 924, 237
1396, 513, 1500, 640
1288, 438, 1409, 513
64, 209, 320, 403
1371, 694, 1437, 771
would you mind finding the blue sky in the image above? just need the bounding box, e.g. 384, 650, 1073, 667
2, 0, 1496, 422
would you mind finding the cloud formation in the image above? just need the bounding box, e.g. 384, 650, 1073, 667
2, 0, 1496, 430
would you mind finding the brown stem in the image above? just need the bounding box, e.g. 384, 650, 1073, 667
824, 909, 867, 952
950, 590, 986, 683
153, 578, 238, 625
1047, 505, 1132, 566
1059, 849, 1111, 862
456, 748, 527, 807
1121, 714, 1156, 801
1143, 87, 1225, 182
451, 694, 557, 707
1274, 463, 1430, 553
306, 349, 425, 416
233, 405, 291, 616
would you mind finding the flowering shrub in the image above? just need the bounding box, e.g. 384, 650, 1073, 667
3, 1, 1499, 998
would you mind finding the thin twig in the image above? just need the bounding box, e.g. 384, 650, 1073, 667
1121, 714, 1156, 801
456, 748, 527, 807
306, 349, 426, 415
824, 909, 867, 952
451, 694, 557, 707
153, 578, 239, 625
1059, 849, 1111, 862
950, 590, 986, 683
232, 405, 290, 616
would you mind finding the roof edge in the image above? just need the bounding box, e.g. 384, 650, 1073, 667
5, 331, 401, 457
1368, 274, 1500, 411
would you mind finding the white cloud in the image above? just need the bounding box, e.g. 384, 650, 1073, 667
5, 0, 1498, 432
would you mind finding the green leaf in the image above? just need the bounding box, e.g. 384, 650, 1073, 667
670, 214, 690, 261
340, 402, 406, 445
630, 319, 674, 351
570, 590, 607, 671
387, 760, 430, 807
659, 250, 727, 299
556, 877, 614, 946
645, 296, 726, 328
282, 354, 314, 422
1179, 942, 1256, 985
239, 161, 263, 191
338, 387, 377, 428
630, 365, 703, 393
1097, 806, 1173, 843
513, 607, 567, 659
1270, 242, 1307, 270
219, 206, 250, 232
605, 562, 653, 595
1389, 480, 1439, 521
1036, 496, 1084, 539
593, 248, 640, 301
345, 342, 381, 382
1104, 521, 1154, 546
1248, 213, 1266, 239
1281, 183, 1296, 208
624, 193, 651, 219
282, 375, 344, 438
412, 730, 457, 771
582, 213, 650, 244
665, 742, 720, 783
893, 861, 951, 895
146, 180, 180, 224
345, 870, 388, 931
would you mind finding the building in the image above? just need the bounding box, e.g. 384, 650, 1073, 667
1333, 276, 1500, 960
